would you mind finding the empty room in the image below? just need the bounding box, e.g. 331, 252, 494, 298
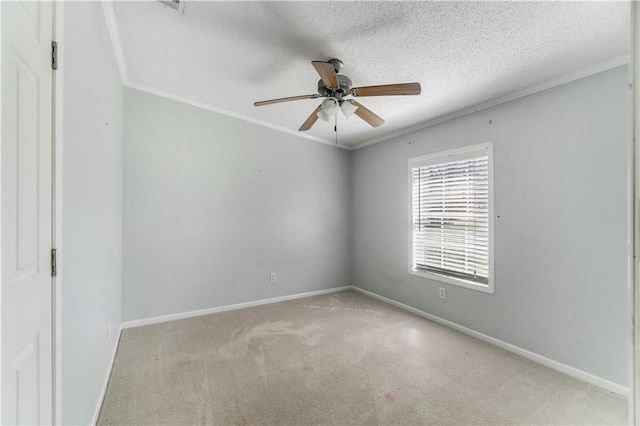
2, 0, 640, 425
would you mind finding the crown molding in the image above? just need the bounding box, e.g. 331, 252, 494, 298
101, 1, 342, 149
101, 4, 627, 152
102, 0, 128, 85
351, 54, 630, 150
124, 81, 342, 148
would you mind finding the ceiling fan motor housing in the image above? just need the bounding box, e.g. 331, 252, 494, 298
328, 58, 343, 73
317, 75, 353, 100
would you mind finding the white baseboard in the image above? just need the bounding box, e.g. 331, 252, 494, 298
105, 283, 627, 415
350, 285, 629, 398
92, 325, 123, 425
93, 287, 347, 423
121, 286, 351, 329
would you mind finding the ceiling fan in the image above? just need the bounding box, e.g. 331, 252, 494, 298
253, 59, 421, 131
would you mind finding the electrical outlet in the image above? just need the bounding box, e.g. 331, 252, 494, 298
270, 272, 277, 283
439, 288, 446, 300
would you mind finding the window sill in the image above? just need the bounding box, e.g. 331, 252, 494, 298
408, 269, 494, 294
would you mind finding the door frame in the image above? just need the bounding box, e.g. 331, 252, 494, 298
632, 1, 639, 424
53, 1, 64, 423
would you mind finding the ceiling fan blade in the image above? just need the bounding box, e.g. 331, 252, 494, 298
299, 105, 323, 131
312, 61, 339, 89
254, 94, 319, 107
351, 82, 421, 97
349, 100, 385, 128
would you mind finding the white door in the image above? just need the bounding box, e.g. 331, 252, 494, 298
1, 1, 54, 424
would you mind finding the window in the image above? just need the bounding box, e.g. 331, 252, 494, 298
408, 142, 494, 293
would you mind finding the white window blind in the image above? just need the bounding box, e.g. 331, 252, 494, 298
410, 144, 491, 289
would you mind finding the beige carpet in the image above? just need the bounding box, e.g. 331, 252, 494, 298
98, 290, 627, 425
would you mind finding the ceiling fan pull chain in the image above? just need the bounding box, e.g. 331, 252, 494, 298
335, 114, 338, 145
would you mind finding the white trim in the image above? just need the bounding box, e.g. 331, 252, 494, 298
408, 141, 492, 167
53, 2, 65, 423
1, 1, 3, 420
98, 0, 346, 150
350, 286, 628, 397
0, 0, 3, 417
104, 284, 627, 409
99, 0, 346, 150
352, 55, 630, 151
98, 0, 628, 153
121, 55, 629, 153
101, 0, 128, 85
631, 1, 639, 424
124, 82, 342, 149
407, 270, 493, 294
91, 326, 122, 426
121, 286, 351, 329
407, 142, 495, 295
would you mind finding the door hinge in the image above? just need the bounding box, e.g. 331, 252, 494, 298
51, 249, 57, 277
51, 41, 58, 70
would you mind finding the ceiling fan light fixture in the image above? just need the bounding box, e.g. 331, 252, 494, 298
340, 100, 358, 120
318, 110, 333, 122
253, 59, 421, 132
320, 97, 339, 115
318, 97, 339, 122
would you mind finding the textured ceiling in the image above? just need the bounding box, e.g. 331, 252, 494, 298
112, 1, 629, 149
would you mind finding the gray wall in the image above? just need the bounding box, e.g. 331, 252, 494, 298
62, 3, 123, 424
351, 66, 629, 386
122, 89, 351, 321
